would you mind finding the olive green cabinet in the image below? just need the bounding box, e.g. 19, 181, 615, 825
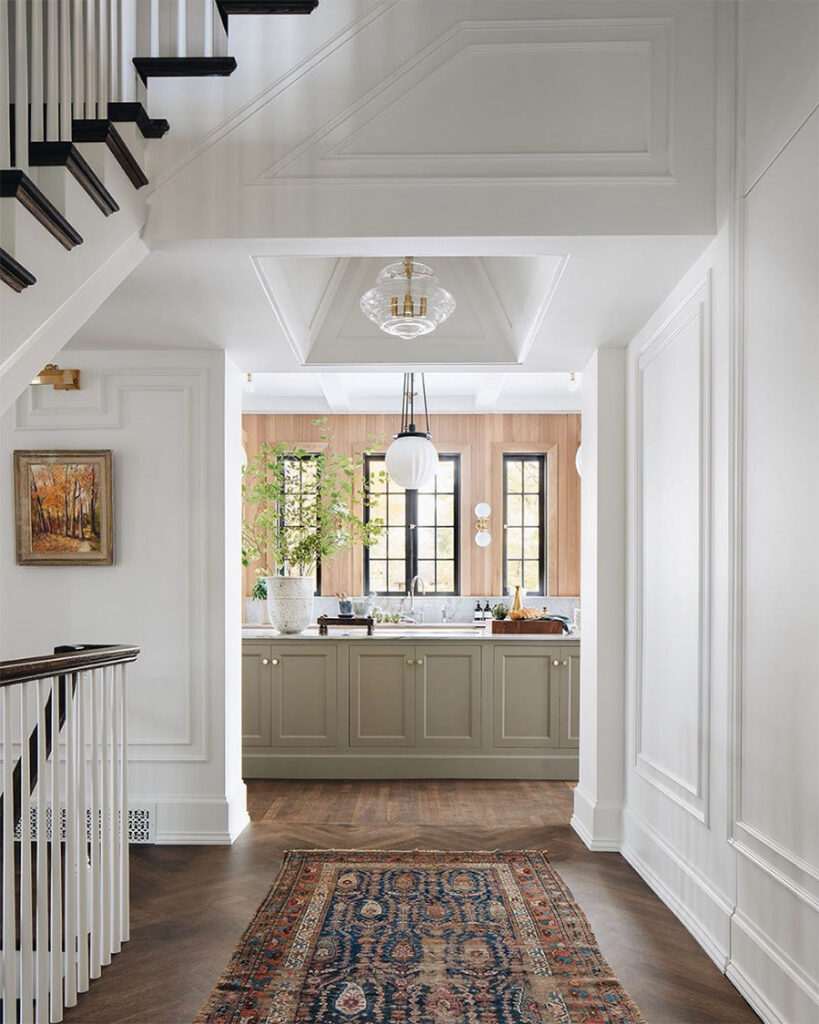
242, 637, 579, 779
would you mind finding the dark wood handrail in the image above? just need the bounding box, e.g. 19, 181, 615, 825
0, 643, 140, 687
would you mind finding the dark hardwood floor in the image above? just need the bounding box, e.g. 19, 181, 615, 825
64, 779, 759, 1024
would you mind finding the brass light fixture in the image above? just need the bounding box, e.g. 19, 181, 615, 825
360, 257, 455, 339
30, 363, 81, 390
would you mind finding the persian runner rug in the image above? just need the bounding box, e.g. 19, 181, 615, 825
195, 849, 645, 1024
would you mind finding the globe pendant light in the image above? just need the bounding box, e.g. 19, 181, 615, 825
385, 372, 439, 489
360, 258, 455, 339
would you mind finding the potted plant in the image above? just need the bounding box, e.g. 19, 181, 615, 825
242, 423, 384, 634
245, 576, 268, 625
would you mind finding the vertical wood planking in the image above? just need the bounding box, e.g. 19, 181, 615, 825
49, 677, 63, 1023
19, 686, 35, 1024
35, 680, 49, 1020
242, 414, 582, 600
118, 664, 129, 943
2, 686, 19, 1021
76, 672, 89, 993
14, 0, 29, 166
29, 0, 44, 142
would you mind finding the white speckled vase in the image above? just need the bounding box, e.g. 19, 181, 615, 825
265, 576, 315, 634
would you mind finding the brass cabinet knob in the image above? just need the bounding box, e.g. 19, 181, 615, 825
261, 658, 270, 665
407, 658, 415, 665
271, 658, 279, 666
562, 659, 568, 667
552, 659, 559, 667
416, 658, 424, 665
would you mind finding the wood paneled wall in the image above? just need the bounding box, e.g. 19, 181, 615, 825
243, 414, 581, 598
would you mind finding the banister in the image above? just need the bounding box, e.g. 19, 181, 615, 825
0, 644, 140, 687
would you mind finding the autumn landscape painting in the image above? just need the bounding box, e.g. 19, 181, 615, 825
14, 450, 113, 565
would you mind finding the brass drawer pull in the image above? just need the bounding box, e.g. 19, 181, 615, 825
553, 659, 559, 667
407, 658, 415, 666
262, 658, 269, 665
562, 659, 568, 667
271, 658, 279, 666
416, 658, 424, 665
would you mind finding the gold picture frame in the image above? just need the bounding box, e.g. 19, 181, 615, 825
14, 450, 114, 566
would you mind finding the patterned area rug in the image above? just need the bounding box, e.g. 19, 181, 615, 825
196, 849, 645, 1023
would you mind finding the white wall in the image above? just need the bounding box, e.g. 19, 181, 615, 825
615, 5, 819, 1022
0, 349, 248, 844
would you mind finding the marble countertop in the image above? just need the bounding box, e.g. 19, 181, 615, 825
242, 625, 580, 642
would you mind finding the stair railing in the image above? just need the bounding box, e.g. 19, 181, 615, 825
0, 643, 139, 1024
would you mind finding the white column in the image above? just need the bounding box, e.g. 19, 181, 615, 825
571, 348, 628, 851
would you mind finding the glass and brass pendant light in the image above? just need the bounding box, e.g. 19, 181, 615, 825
359, 257, 455, 339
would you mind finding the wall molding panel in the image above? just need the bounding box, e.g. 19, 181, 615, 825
631, 274, 712, 824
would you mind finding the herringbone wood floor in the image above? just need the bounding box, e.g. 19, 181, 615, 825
64, 780, 759, 1024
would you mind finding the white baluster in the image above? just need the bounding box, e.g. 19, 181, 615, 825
14, 0, 29, 167
19, 686, 35, 1023
119, 664, 129, 943
119, 0, 137, 102
97, 0, 108, 113
63, 675, 78, 1008
49, 677, 63, 1024
89, 669, 101, 980
2, 686, 19, 1022
29, 0, 44, 143
75, 671, 89, 994
35, 680, 49, 1021
109, 0, 119, 103
44, 0, 57, 139
71, 0, 84, 120
100, 666, 112, 965
59, 0, 71, 139
0, 1, 10, 166
111, 665, 122, 954
85, 0, 96, 119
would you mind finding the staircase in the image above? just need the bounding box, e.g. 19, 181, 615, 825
0, 0, 318, 414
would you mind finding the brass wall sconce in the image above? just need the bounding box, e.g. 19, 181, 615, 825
475, 502, 491, 547
31, 363, 81, 391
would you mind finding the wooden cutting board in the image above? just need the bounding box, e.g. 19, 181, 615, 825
490, 619, 565, 635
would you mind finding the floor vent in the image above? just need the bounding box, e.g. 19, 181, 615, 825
13, 804, 155, 844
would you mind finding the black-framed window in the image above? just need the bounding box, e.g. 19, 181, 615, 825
278, 453, 321, 595
503, 454, 546, 595
364, 454, 460, 595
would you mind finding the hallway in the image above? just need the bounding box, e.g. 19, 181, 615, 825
64, 780, 759, 1024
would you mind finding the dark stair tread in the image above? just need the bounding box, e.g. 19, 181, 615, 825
132, 56, 237, 84
216, 0, 318, 29
107, 102, 169, 139
28, 142, 119, 216
0, 168, 84, 250
72, 119, 149, 189
0, 247, 37, 291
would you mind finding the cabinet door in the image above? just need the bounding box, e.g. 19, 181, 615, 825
559, 647, 581, 749
414, 643, 481, 748
492, 644, 560, 748
349, 645, 415, 747
242, 646, 272, 748
271, 644, 338, 747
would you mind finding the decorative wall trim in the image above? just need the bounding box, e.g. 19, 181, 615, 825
729, 910, 819, 1017
13, 368, 212, 765
256, 17, 674, 185
631, 274, 712, 824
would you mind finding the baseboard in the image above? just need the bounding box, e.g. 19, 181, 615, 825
621, 808, 731, 971
570, 785, 622, 849
242, 753, 579, 780
150, 794, 250, 845
728, 911, 819, 1024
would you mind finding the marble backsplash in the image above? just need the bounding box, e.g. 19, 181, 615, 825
311, 594, 580, 624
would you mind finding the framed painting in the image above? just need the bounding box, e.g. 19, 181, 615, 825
14, 450, 114, 566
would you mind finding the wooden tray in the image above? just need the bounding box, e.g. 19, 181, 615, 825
491, 618, 565, 635
317, 615, 374, 636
